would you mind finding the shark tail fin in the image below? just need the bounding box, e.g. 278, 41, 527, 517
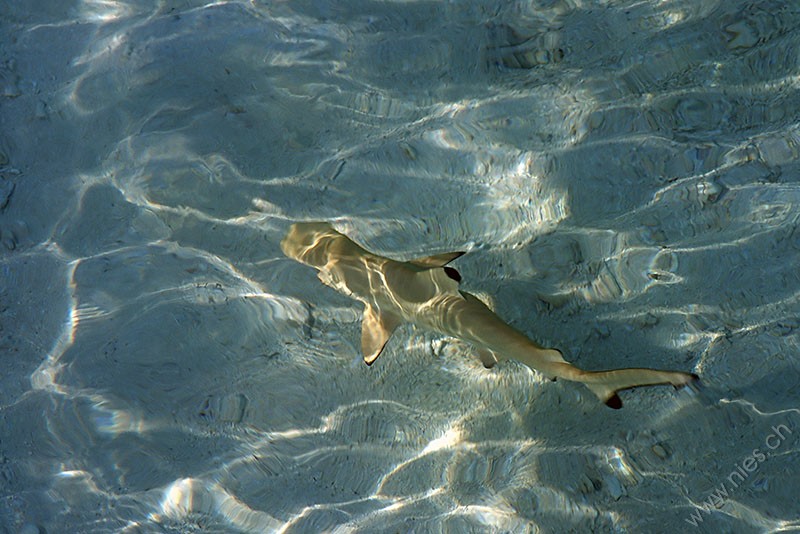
541, 360, 698, 409
579, 369, 699, 409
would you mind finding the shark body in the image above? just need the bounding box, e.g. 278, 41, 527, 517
281, 222, 697, 408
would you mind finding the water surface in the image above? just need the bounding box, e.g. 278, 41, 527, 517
2, 0, 800, 532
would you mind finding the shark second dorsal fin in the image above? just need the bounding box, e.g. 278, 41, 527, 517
361, 305, 402, 365
476, 348, 500, 369
409, 251, 465, 268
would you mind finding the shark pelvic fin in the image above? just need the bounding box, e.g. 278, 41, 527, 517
361, 305, 402, 366
409, 251, 465, 268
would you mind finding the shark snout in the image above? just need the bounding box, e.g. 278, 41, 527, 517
280, 222, 339, 266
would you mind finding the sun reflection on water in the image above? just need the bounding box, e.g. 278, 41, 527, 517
4, 0, 800, 531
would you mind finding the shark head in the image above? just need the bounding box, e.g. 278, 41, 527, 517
280, 222, 342, 268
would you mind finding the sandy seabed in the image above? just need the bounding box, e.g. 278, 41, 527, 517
2, 1, 800, 532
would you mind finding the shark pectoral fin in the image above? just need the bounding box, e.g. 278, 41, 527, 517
409, 251, 465, 268
361, 305, 402, 366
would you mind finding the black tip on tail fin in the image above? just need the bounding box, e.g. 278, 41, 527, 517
605, 394, 623, 409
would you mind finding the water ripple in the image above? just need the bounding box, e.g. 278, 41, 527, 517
3, 0, 800, 532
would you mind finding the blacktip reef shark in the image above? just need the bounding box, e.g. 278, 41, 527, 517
281, 222, 698, 409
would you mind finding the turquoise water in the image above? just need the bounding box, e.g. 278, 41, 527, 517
2, 0, 800, 532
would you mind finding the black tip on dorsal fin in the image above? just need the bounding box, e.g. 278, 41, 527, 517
605, 394, 623, 409
409, 251, 465, 269
443, 266, 461, 282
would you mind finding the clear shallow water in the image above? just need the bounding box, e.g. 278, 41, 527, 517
2, 0, 800, 532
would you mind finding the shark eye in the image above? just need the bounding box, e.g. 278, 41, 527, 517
443, 267, 461, 282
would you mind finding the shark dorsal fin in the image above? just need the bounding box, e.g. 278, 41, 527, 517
409, 251, 464, 268
361, 305, 402, 366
